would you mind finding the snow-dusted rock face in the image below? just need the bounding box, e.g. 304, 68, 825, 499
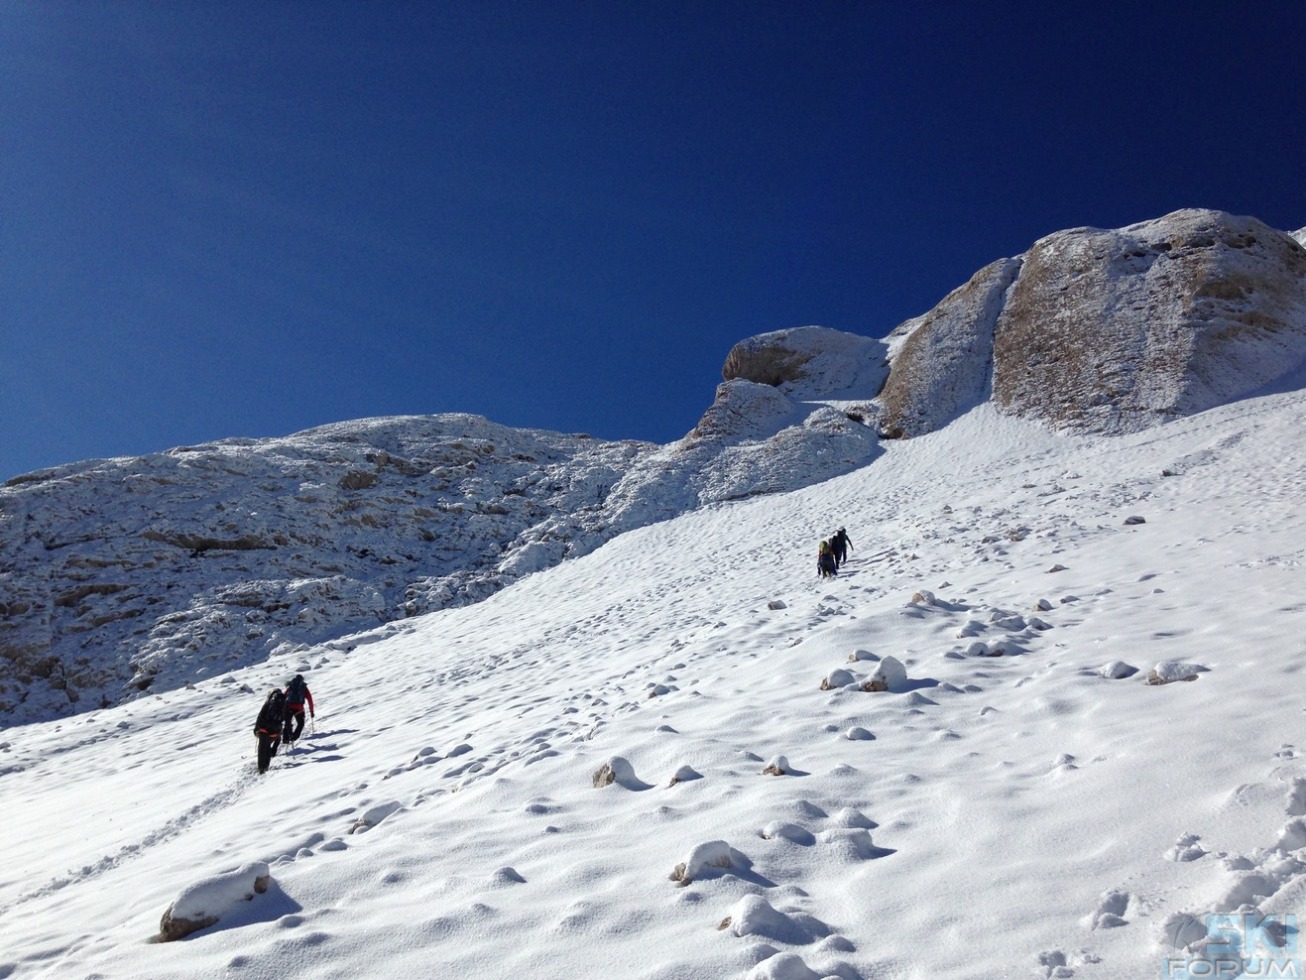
1, 414, 652, 722
666, 325, 886, 503
994, 209, 1306, 432
878, 209, 1306, 436
722, 325, 887, 400
878, 258, 1021, 438
0, 364, 885, 726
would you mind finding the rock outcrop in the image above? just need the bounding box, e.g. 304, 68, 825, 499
993, 210, 1306, 433
877, 258, 1021, 438
722, 325, 887, 398
879, 209, 1306, 436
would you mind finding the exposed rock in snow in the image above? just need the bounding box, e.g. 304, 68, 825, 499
668, 764, 701, 786
722, 325, 887, 399
349, 801, 403, 834
592, 756, 649, 790
158, 861, 271, 942
723, 894, 828, 944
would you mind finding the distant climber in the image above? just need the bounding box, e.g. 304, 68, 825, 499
831, 527, 853, 566
818, 540, 838, 578
282, 673, 315, 745
254, 688, 286, 773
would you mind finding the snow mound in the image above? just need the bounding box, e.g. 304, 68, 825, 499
724, 894, 828, 945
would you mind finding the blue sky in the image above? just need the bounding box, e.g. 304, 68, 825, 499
2, 2, 1303, 480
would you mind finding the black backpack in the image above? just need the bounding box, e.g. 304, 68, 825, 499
257, 689, 287, 731
286, 676, 306, 704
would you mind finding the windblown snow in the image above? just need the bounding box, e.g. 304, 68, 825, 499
4, 388, 1306, 979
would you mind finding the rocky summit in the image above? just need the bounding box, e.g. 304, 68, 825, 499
3, 208, 1304, 727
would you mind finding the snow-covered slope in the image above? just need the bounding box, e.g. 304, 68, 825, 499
3, 388, 1306, 979
0, 398, 876, 726
6, 209, 1305, 731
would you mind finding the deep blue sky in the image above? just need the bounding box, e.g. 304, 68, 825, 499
3, 3, 1304, 480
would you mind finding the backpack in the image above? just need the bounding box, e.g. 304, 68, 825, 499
286, 676, 306, 704
257, 689, 287, 731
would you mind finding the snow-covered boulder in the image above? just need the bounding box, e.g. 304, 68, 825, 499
349, 800, 403, 834
760, 822, 815, 845
1288, 777, 1306, 816
1274, 818, 1306, 852
864, 655, 908, 692
820, 668, 856, 691
668, 764, 702, 787
592, 756, 650, 790
669, 840, 750, 885
1146, 661, 1209, 685
721, 894, 825, 944
745, 952, 824, 980
1099, 660, 1139, 679
158, 861, 271, 942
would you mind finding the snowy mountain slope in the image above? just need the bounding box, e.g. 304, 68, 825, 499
3, 389, 1306, 979
0, 393, 877, 728
6, 209, 1305, 734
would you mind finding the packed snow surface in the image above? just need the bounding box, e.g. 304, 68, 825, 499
3, 392, 1306, 979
